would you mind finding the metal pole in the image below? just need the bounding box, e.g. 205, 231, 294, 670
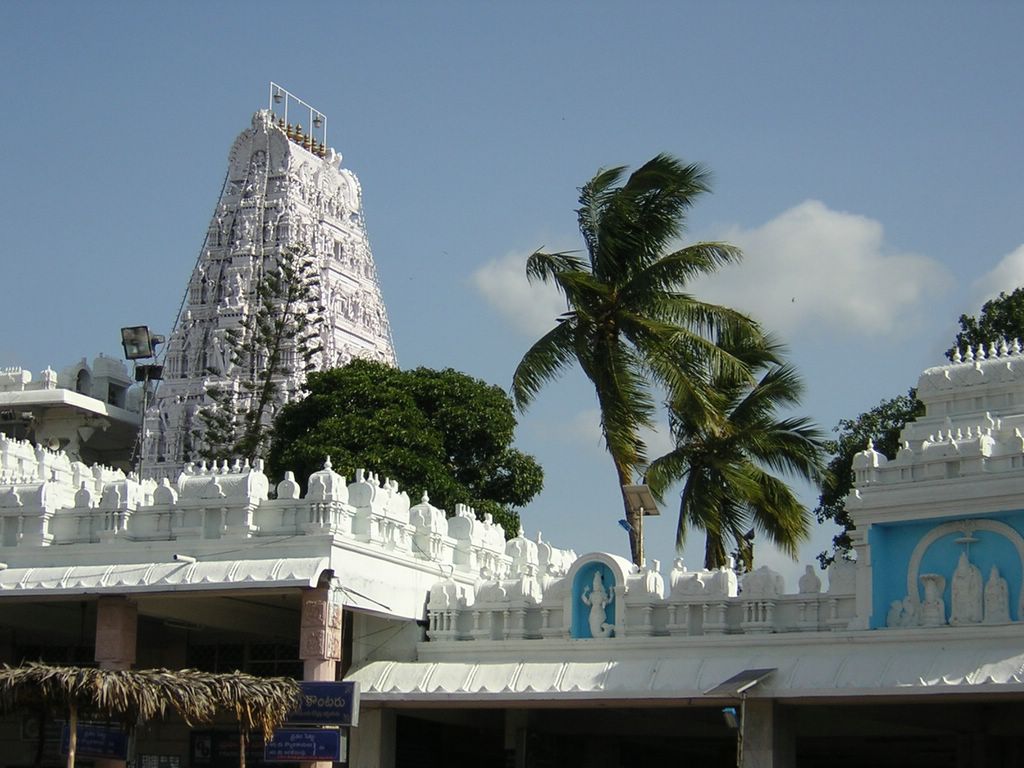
137, 366, 148, 480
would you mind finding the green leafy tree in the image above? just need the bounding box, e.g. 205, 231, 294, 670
268, 359, 543, 535
512, 154, 760, 565
200, 246, 324, 463
813, 390, 924, 567
647, 335, 828, 570
948, 287, 1024, 359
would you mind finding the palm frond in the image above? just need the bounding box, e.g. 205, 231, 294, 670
525, 249, 589, 284
619, 242, 742, 305
511, 320, 579, 409
577, 165, 628, 262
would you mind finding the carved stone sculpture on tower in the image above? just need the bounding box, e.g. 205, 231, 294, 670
142, 109, 396, 478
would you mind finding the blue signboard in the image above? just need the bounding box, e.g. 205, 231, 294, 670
287, 681, 360, 727
264, 729, 343, 762
61, 722, 129, 760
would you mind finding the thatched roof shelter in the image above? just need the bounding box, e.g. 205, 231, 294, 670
0, 662, 301, 768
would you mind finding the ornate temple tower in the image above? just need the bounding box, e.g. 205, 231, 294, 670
143, 90, 395, 477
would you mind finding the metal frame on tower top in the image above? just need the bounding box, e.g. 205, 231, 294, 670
269, 82, 328, 149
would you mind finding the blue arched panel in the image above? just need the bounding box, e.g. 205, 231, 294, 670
571, 561, 617, 638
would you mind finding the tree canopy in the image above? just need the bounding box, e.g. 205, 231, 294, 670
267, 359, 543, 535
948, 287, 1024, 359
813, 390, 924, 566
512, 153, 761, 564
648, 335, 827, 570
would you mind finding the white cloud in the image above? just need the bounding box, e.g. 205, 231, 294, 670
971, 243, 1024, 304
638, 421, 675, 460
692, 200, 953, 338
475, 203, 953, 343
568, 408, 604, 448
472, 250, 566, 336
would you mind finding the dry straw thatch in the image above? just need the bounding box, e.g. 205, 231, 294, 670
0, 662, 302, 768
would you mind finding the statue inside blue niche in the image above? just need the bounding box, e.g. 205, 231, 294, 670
950, 551, 983, 625
887, 549, 1014, 628
581, 569, 614, 638
572, 563, 617, 638
984, 564, 1011, 623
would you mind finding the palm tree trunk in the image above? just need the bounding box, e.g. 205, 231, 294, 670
238, 730, 246, 768
705, 534, 727, 570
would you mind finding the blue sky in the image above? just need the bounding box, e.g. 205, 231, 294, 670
3, 2, 1023, 584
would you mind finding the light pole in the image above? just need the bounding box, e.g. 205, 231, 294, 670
622, 484, 659, 566
120, 326, 164, 477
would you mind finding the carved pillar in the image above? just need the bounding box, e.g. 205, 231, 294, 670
299, 583, 343, 681
94, 597, 137, 768
299, 584, 344, 768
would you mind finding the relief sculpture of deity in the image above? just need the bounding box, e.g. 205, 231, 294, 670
919, 573, 946, 626
984, 565, 1010, 624
950, 551, 983, 625
581, 570, 614, 638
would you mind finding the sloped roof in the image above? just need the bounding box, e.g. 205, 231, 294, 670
0, 557, 329, 596
347, 633, 1024, 703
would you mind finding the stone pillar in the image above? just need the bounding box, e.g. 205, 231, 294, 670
94, 597, 138, 768
348, 709, 396, 768
504, 709, 528, 768
95, 596, 137, 670
741, 700, 794, 768
850, 526, 873, 629
299, 584, 343, 768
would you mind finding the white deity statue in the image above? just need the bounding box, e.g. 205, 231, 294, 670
950, 551, 983, 625
888, 596, 919, 627
983, 565, 1010, 624
886, 600, 903, 628
798, 564, 822, 594
919, 573, 947, 627
581, 570, 614, 638
226, 271, 245, 307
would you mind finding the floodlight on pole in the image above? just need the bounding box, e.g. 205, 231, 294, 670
120, 326, 165, 361
120, 325, 165, 478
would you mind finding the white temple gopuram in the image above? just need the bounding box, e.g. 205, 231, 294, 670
143, 89, 395, 477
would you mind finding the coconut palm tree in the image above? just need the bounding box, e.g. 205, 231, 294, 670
512, 154, 761, 565
646, 334, 828, 569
